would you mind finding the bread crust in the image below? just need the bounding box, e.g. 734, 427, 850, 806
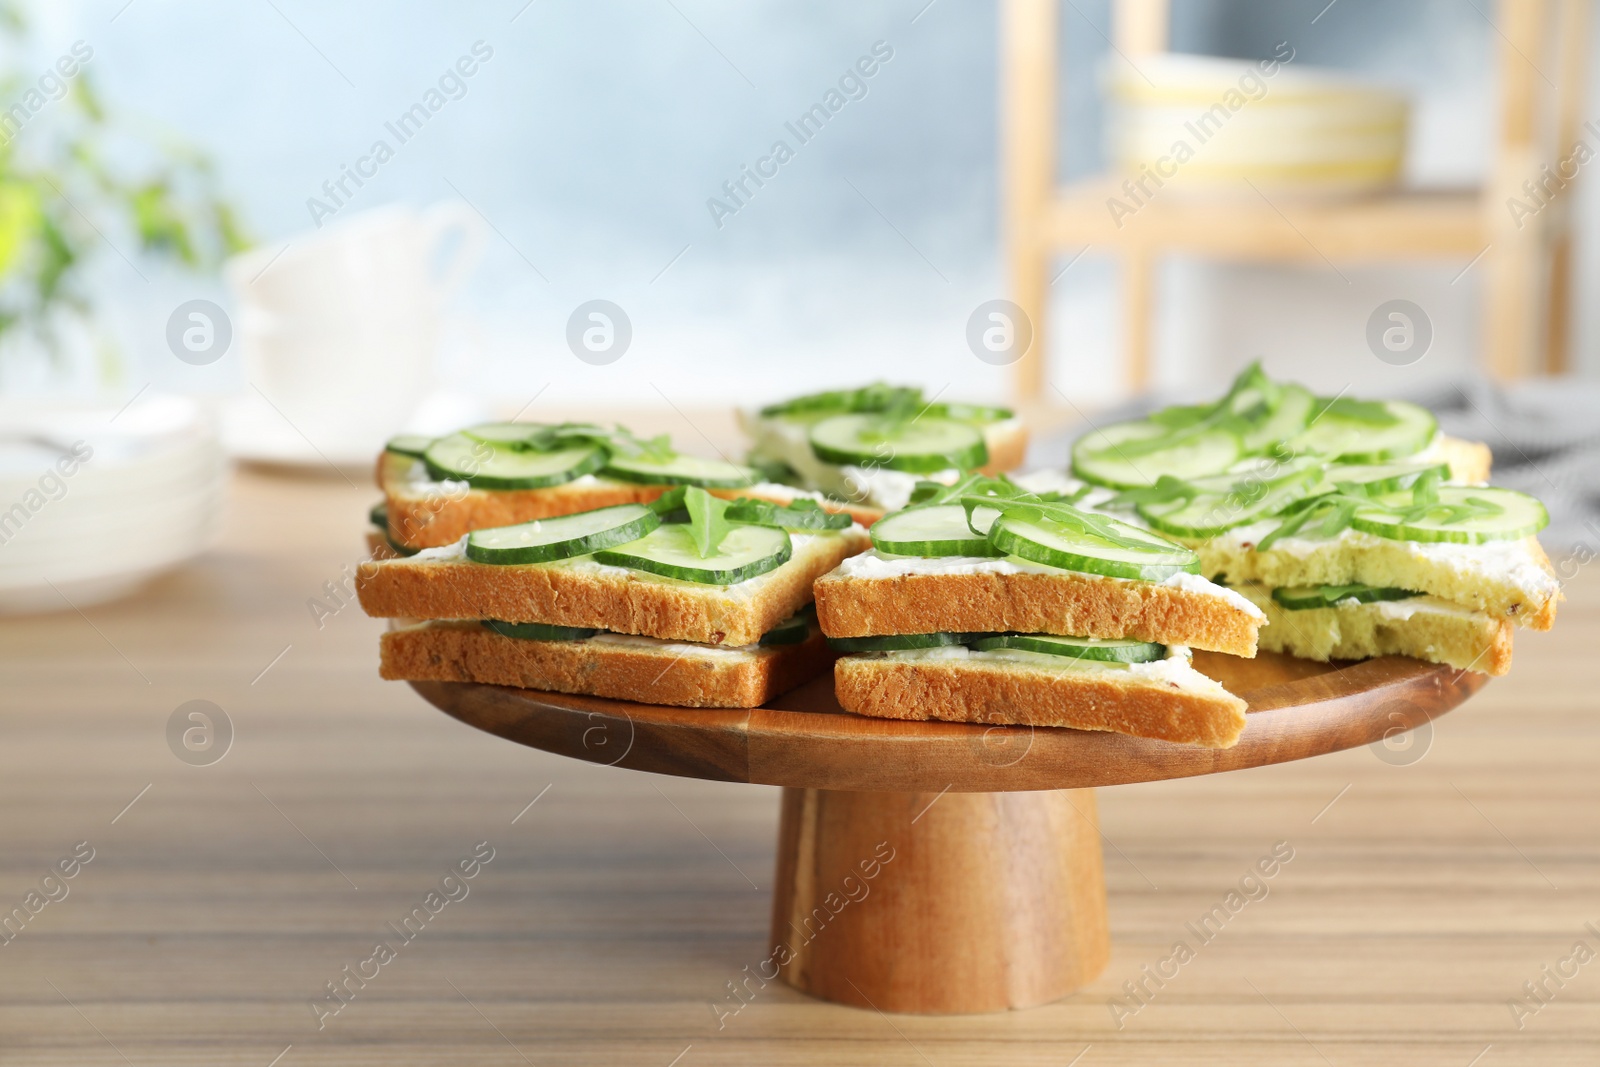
813, 568, 1261, 657
980, 419, 1029, 474
379, 452, 864, 548
357, 528, 869, 647
1439, 435, 1492, 483
834, 654, 1248, 748
1199, 533, 1560, 631
1239, 585, 1515, 675
381, 620, 834, 708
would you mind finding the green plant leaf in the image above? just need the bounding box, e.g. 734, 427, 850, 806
684, 486, 733, 558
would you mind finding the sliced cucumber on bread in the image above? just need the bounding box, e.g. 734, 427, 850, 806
594, 523, 793, 585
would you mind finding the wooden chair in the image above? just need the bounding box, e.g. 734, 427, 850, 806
1002, 0, 1592, 402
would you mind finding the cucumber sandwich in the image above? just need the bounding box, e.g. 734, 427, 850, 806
737, 383, 1028, 521
358, 488, 870, 708
376, 421, 846, 552
813, 476, 1262, 748
1035, 364, 1560, 676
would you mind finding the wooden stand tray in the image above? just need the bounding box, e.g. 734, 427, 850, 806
411, 652, 1485, 1014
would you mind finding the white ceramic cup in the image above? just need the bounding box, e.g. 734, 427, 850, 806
224, 202, 485, 450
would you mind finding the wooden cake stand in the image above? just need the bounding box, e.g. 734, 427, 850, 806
411, 652, 1485, 1014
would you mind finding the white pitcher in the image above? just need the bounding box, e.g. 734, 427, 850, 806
224, 202, 485, 452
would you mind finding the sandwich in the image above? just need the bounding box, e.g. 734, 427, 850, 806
1037, 365, 1558, 676
358, 488, 870, 708
812, 476, 1265, 748
738, 383, 1028, 521
377, 421, 845, 552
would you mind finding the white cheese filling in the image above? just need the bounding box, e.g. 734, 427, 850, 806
835, 549, 1264, 620
874, 643, 1203, 685
742, 410, 1017, 510
427, 620, 767, 658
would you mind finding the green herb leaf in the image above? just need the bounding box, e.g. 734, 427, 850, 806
1315, 397, 1400, 426
760, 382, 925, 418
684, 486, 733, 558
723, 497, 851, 531
648, 487, 687, 516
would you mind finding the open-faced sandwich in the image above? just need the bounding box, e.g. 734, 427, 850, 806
813, 475, 1264, 748
738, 383, 1028, 523
372, 421, 849, 554
1019, 365, 1559, 677
357, 488, 870, 708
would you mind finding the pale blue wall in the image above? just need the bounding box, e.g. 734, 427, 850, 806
28, 0, 1594, 405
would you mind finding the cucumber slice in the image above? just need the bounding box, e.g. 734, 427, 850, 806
1271, 584, 1417, 611
760, 383, 924, 419
827, 632, 987, 652
928, 401, 1014, 425
368, 501, 387, 528
1071, 421, 1242, 489
483, 619, 600, 640
1288, 399, 1437, 461
465, 504, 660, 565
1240, 385, 1314, 453
1349, 486, 1549, 544
809, 414, 987, 474
968, 633, 1166, 663
594, 523, 792, 585
989, 513, 1199, 580
384, 433, 436, 459
758, 613, 811, 646
1323, 459, 1454, 496
603, 453, 758, 488
424, 433, 607, 490
1137, 460, 1322, 538
870, 505, 1002, 557
461, 422, 544, 445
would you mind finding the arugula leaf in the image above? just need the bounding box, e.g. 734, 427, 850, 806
723, 497, 852, 531
760, 383, 924, 418
648, 486, 687, 515
684, 486, 733, 558
1107, 474, 1197, 509
1314, 397, 1400, 426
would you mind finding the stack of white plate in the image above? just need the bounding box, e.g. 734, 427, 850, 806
0, 394, 225, 613
1107, 54, 1409, 197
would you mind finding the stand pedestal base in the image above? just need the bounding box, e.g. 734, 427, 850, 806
770, 787, 1111, 1014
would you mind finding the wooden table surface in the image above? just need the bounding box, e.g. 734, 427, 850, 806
3, 465, 1597, 1066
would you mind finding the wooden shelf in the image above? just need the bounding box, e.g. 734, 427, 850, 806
1003, 0, 1593, 392
1047, 178, 1490, 263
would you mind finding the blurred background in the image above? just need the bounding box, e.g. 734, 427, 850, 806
2, 0, 1596, 412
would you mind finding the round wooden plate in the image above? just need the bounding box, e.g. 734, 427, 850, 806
409, 652, 1486, 1014
410, 651, 1486, 793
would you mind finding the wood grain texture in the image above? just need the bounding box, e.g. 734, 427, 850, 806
771, 787, 1110, 1013
416, 651, 1487, 793
2, 467, 1597, 1064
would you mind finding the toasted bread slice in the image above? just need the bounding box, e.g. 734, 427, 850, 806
1237, 583, 1514, 675
835, 646, 1248, 748
738, 411, 1029, 513
365, 529, 401, 561
357, 527, 870, 647
379, 451, 851, 549
981, 418, 1029, 473
1197, 528, 1560, 630
1436, 435, 1492, 483
813, 551, 1264, 657
381, 619, 833, 708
